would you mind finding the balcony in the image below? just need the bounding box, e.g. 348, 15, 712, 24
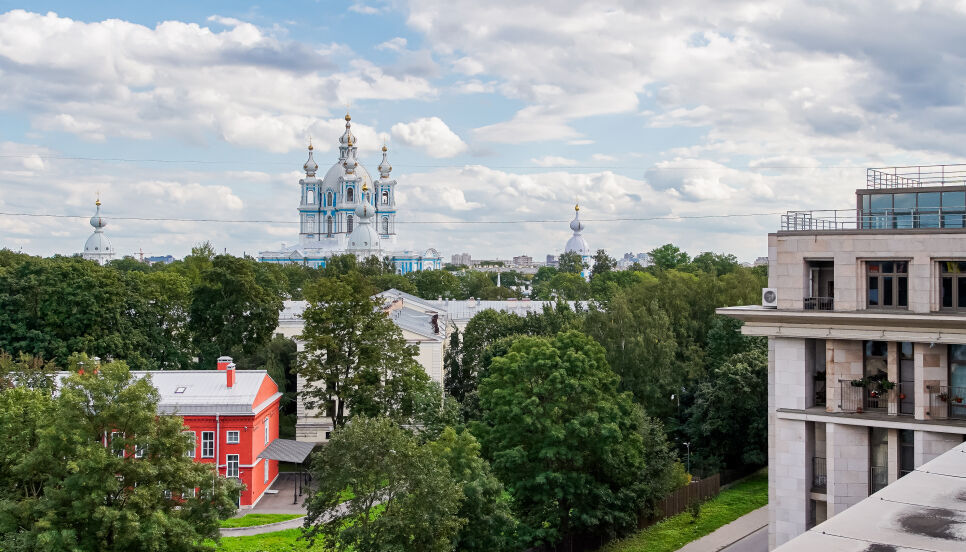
812, 456, 827, 492
782, 207, 966, 232
839, 380, 913, 416
867, 164, 966, 189
926, 385, 966, 420
803, 297, 834, 311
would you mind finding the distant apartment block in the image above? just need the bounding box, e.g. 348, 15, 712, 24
512, 255, 533, 267
451, 252, 472, 266
719, 164, 966, 549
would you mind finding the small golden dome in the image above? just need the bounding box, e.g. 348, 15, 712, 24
95, 199, 101, 207
575, 203, 580, 212
382, 144, 388, 152
362, 181, 368, 192
345, 113, 351, 122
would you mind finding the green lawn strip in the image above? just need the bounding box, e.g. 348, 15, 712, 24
216, 528, 322, 551
600, 470, 768, 552
220, 513, 303, 528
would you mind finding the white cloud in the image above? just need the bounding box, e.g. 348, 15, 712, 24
452, 56, 484, 75
348, 3, 382, 15
376, 37, 407, 51
591, 153, 617, 162
531, 155, 578, 167
0, 10, 435, 153
391, 117, 467, 157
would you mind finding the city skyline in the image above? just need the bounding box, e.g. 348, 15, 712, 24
3, 2, 966, 261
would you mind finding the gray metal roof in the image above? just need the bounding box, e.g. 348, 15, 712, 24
55, 370, 281, 416
258, 438, 317, 463
775, 442, 966, 551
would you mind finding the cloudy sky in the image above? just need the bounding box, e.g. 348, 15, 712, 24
3, 1, 966, 262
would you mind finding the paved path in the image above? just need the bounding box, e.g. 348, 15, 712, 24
675, 506, 768, 552
220, 516, 306, 537
721, 525, 767, 552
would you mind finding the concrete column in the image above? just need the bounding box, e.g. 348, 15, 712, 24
767, 338, 777, 551
917, 343, 948, 420
826, 340, 863, 413
772, 417, 808, 548
826, 423, 868, 517
774, 338, 809, 410
887, 429, 899, 484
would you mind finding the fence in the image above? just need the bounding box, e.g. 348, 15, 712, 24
649, 473, 721, 524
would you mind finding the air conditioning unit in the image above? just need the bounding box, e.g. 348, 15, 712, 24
762, 288, 778, 308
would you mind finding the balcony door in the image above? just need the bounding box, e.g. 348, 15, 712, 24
950, 345, 966, 419
899, 343, 914, 415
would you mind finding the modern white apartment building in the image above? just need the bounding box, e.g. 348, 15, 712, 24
719, 164, 966, 550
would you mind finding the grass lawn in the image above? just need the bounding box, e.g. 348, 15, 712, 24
599, 470, 768, 552
220, 513, 302, 529
216, 528, 321, 551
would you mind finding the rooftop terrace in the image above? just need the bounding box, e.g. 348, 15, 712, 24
867, 163, 966, 189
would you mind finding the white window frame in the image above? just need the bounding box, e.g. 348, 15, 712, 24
134, 444, 146, 458
111, 431, 124, 458
264, 459, 270, 483
227, 430, 240, 444
183, 431, 196, 458
164, 490, 172, 500
226, 454, 239, 478
201, 431, 214, 458
264, 417, 270, 444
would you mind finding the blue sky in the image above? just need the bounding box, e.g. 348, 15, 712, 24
3, 1, 966, 262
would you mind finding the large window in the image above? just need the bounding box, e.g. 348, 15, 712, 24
940, 261, 966, 311
201, 431, 214, 458
870, 427, 889, 494
226, 454, 239, 478
867, 261, 908, 308
861, 190, 966, 229
899, 429, 915, 478
183, 431, 196, 458
227, 431, 239, 444
264, 417, 270, 444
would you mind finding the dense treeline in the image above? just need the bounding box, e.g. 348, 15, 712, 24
0, 242, 768, 551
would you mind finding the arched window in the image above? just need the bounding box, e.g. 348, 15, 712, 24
326, 215, 333, 236
347, 214, 354, 233
382, 190, 389, 204
306, 188, 314, 204
346, 187, 354, 203
382, 217, 389, 234
326, 191, 332, 206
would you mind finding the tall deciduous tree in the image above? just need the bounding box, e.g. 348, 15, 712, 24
557, 251, 585, 275
304, 417, 463, 552
298, 274, 430, 428
0, 355, 239, 552
591, 249, 617, 278
647, 244, 691, 270
474, 331, 677, 548
188, 254, 282, 368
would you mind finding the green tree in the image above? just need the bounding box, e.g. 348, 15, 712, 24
446, 310, 525, 411
188, 254, 282, 368
534, 271, 590, 300
685, 348, 767, 474
689, 251, 740, 275
474, 331, 676, 548
428, 428, 518, 552
0, 355, 239, 551
557, 251, 585, 275
298, 274, 430, 428
648, 244, 690, 270
304, 417, 463, 552
591, 249, 617, 278
584, 288, 679, 418
407, 269, 463, 299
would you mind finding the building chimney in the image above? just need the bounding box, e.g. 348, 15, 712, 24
226, 362, 236, 389
217, 356, 233, 371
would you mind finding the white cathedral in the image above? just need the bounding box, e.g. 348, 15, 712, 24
258, 114, 442, 273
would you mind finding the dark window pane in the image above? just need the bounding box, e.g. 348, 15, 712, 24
943, 277, 953, 308
960, 278, 966, 309
869, 262, 881, 274
895, 261, 907, 273
920, 214, 940, 228
894, 193, 915, 209
944, 213, 965, 228
943, 191, 966, 208
884, 277, 894, 306
900, 342, 913, 360
871, 194, 893, 211
863, 195, 870, 211
959, 262, 966, 273
882, 262, 894, 273
869, 277, 879, 305
919, 192, 941, 208
897, 277, 907, 307
866, 341, 888, 357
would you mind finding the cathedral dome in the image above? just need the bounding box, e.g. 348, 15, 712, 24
84, 230, 113, 254
321, 156, 372, 191
303, 142, 318, 176
564, 204, 590, 255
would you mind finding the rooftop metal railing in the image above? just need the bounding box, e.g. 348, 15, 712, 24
868, 164, 966, 189
781, 207, 966, 232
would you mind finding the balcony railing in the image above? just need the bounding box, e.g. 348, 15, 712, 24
803, 296, 834, 310
838, 380, 912, 416
868, 164, 966, 189
812, 456, 827, 492
926, 385, 966, 419
781, 207, 966, 232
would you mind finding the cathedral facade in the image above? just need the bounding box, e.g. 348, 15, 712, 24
258, 114, 442, 272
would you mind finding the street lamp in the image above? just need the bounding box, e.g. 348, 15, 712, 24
683, 441, 691, 474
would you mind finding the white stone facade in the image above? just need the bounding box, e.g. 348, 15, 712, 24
721, 181, 966, 550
